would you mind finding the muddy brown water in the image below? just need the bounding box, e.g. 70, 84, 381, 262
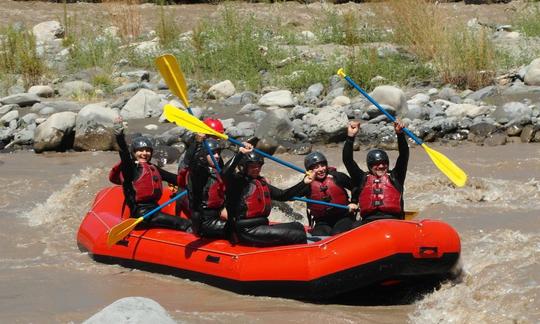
1, 141, 539, 323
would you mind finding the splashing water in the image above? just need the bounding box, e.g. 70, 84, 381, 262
410, 229, 540, 323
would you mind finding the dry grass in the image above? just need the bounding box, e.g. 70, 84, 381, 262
103, 0, 143, 42
385, 0, 496, 89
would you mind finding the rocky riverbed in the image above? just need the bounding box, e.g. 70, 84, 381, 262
1, 0, 540, 166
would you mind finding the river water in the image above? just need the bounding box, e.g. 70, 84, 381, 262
0, 142, 539, 323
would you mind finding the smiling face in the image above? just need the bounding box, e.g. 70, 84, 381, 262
134, 147, 152, 163
370, 162, 389, 177
309, 162, 328, 180
245, 162, 263, 178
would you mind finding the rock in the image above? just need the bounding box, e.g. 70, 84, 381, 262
306, 106, 348, 143
331, 96, 350, 107
121, 89, 166, 119
118, 70, 151, 82
32, 21, 64, 43
255, 108, 294, 142
305, 83, 324, 102
290, 105, 312, 119
0, 93, 41, 107
39, 107, 56, 115
491, 102, 532, 124
300, 30, 316, 42
524, 58, 540, 86
8, 84, 25, 95
0, 104, 18, 115
59, 80, 94, 97
258, 90, 295, 107
1, 110, 19, 125
505, 124, 522, 136
207, 80, 235, 99
33, 111, 76, 153
21, 113, 39, 125
445, 103, 489, 118
153, 145, 182, 165
407, 93, 430, 106
224, 91, 257, 106
438, 87, 461, 103
467, 85, 496, 101
520, 124, 540, 143
468, 122, 498, 143
45, 100, 82, 112
484, 132, 507, 146
73, 103, 119, 151
405, 104, 429, 120
237, 103, 260, 115
82, 297, 176, 324
369, 85, 408, 117
28, 85, 54, 98
113, 82, 142, 95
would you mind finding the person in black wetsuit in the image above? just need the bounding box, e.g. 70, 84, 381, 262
186, 138, 229, 238
295, 152, 357, 236
109, 120, 191, 231
222, 144, 309, 247
176, 118, 225, 218
343, 120, 409, 224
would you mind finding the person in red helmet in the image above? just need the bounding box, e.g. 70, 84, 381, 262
175, 117, 225, 218
342, 120, 409, 224
109, 118, 192, 232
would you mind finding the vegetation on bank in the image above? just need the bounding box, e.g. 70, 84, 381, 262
1, 0, 540, 96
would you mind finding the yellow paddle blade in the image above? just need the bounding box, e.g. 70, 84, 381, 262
163, 104, 228, 140
155, 54, 190, 108
404, 210, 419, 220
107, 217, 143, 247
421, 143, 467, 187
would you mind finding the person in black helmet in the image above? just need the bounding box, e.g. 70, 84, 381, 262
221, 144, 309, 247
343, 120, 409, 223
109, 117, 192, 232
186, 138, 229, 238
295, 152, 356, 236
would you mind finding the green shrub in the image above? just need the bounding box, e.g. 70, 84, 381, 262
0, 26, 46, 89
513, 3, 540, 37
344, 48, 434, 91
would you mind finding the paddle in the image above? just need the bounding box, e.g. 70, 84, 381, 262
292, 196, 418, 220
156, 54, 221, 172
337, 68, 468, 187
163, 104, 306, 174
107, 190, 188, 247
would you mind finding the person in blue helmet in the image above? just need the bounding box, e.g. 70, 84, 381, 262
109, 118, 192, 232
295, 152, 357, 236
343, 120, 409, 224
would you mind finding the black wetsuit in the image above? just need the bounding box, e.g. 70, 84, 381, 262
296, 169, 355, 236
112, 133, 192, 231
222, 153, 308, 247
343, 133, 409, 223
187, 147, 227, 239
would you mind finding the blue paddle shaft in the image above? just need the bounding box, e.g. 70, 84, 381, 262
142, 190, 187, 220
343, 75, 424, 146
227, 137, 305, 174
292, 196, 349, 210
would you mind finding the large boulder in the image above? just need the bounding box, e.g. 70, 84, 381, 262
32, 20, 64, 44
490, 102, 532, 124
368, 85, 408, 118
258, 90, 295, 107
33, 111, 76, 153
207, 80, 235, 99
305, 106, 348, 142
255, 108, 294, 142
73, 103, 120, 151
121, 89, 167, 119
0, 93, 41, 107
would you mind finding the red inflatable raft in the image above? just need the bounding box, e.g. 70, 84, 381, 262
77, 186, 461, 300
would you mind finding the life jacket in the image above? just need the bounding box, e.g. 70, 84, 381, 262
109, 162, 123, 185
242, 177, 272, 219
308, 168, 349, 219
132, 162, 163, 203
358, 173, 402, 217
203, 168, 226, 209
177, 166, 189, 188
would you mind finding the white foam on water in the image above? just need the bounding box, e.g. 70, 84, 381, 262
23, 167, 107, 227
405, 172, 540, 211
410, 229, 540, 323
